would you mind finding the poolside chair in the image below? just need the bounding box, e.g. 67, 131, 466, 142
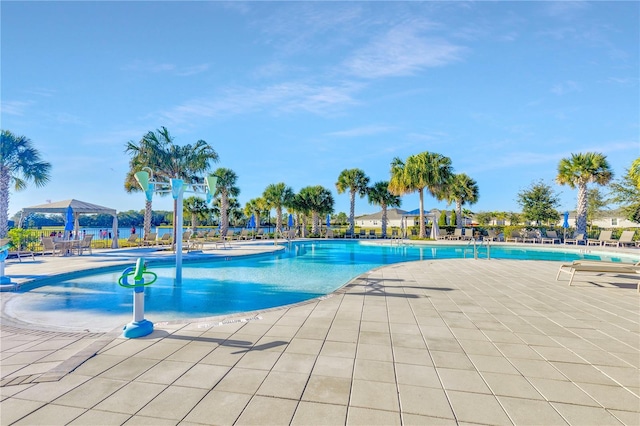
609, 230, 637, 247
157, 233, 172, 246
287, 229, 296, 239
556, 260, 640, 291
255, 229, 267, 239
390, 229, 400, 239
587, 230, 614, 246
564, 233, 585, 245
123, 234, 140, 247
540, 230, 561, 244
358, 229, 367, 239
325, 229, 334, 239
224, 230, 236, 241
484, 229, 502, 242
505, 230, 522, 243
344, 230, 355, 239
74, 235, 94, 255
41, 237, 61, 256
238, 229, 251, 240
141, 232, 157, 247
448, 228, 464, 240
367, 230, 377, 239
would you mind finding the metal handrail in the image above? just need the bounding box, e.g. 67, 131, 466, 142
463, 238, 491, 259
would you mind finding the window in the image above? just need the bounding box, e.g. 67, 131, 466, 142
611, 218, 618, 226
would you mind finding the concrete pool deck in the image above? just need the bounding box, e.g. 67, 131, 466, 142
1, 241, 639, 425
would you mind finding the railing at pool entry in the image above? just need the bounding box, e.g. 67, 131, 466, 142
464, 238, 491, 260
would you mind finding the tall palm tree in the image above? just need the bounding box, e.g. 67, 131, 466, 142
630, 157, 640, 190
124, 127, 219, 238
336, 168, 370, 234
263, 182, 295, 234
389, 152, 453, 238
183, 196, 210, 233
298, 185, 334, 235
0, 130, 52, 238
556, 152, 613, 236
213, 168, 240, 236
244, 197, 268, 232
443, 173, 479, 229
367, 181, 401, 238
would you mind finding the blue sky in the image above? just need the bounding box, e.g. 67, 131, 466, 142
2, 1, 638, 219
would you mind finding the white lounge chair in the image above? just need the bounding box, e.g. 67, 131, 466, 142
541, 230, 561, 244
587, 230, 614, 246
610, 230, 637, 247
564, 233, 585, 245
556, 260, 640, 291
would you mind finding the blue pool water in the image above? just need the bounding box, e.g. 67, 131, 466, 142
14, 241, 639, 323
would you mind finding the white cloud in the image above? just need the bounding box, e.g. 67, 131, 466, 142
327, 125, 393, 138
122, 60, 208, 76
344, 25, 463, 79
551, 80, 581, 95
157, 81, 362, 124
0, 100, 32, 116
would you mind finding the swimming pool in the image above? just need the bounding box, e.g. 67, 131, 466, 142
7, 241, 639, 331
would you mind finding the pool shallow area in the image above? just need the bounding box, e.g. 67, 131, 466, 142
5, 241, 639, 332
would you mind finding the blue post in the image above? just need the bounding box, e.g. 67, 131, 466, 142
119, 258, 157, 338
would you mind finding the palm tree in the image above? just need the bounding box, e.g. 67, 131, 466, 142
244, 197, 268, 232
389, 152, 453, 238
263, 182, 295, 234
630, 157, 640, 189
0, 130, 52, 238
183, 196, 210, 233
442, 173, 479, 229
336, 169, 370, 234
298, 185, 334, 235
367, 181, 401, 238
212, 168, 240, 236
124, 127, 219, 239
556, 152, 613, 236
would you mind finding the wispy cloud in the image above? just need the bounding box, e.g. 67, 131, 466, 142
327, 125, 394, 138
122, 60, 209, 76
0, 100, 32, 116
551, 80, 582, 95
344, 25, 463, 79
157, 81, 362, 124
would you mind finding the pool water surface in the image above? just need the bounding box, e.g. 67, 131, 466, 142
7, 241, 639, 331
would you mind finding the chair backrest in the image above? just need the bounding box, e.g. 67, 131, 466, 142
359, 229, 366, 236
127, 234, 138, 242
182, 231, 192, 241
546, 230, 558, 238
573, 233, 585, 240
619, 230, 635, 242
161, 233, 171, 240
598, 230, 613, 241
144, 232, 157, 241
369, 230, 376, 236
391, 229, 398, 237
454, 229, 463, 237
42, 237, 55, 249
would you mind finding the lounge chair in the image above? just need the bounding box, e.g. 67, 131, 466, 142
367, 230, 377, 239
157, 233, 172, 246
358, 229, 367, 239
448, 228, 464, 240
609, 230, 637, 247
239, 229, 251, 240
484, 229, 502, 242
505, 230, 522, 243
344, 230, 355, 239
540, 230, 561, 244
287, 229, 296, 239
587, 230, 614, 246
461, 228, 474, 240
564, 233, 585, 245
390, 229, 400, 239
255, 229, 267, 239
556, 260, 640, 291
123, 234, 140, 247
325, 229, 334, 239
224, 230, 236, 241
141, 232, 157, 247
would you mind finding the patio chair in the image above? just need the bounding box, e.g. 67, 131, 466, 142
255, 229, 267, 239
484, 229, 502, 242
540, 230, 561, 244
74, 235, 93, 255
609, 230, 637, 247
224, 230, 236, 241
287, 229, 296, 239
461, 228, 474, 240
564, 233, 585, 245
368, 230, 377, 239
358, 229, 367, 239
390, 229, 400, 239
325, 229, 334, 239
345, 230, 355, 239
41, 237, 61, 256
141, 232, 157, 247
123, 234, 140, 247
157, 233, 172, 246
448, 228, 464, 240
238, 229, 251, 240
556, 260, 640, 291
505, 230, 522, 243
587, 230, 614, 246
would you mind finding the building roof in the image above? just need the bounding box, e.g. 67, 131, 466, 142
356, 208, 407, 221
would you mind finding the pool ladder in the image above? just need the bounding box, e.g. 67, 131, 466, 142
464, 238, 491, 260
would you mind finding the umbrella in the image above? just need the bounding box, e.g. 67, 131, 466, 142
562, 211, 570, 242
288, 214, 294, 229
248, 214, 256, 229
64, 206, 74, 238
326, 214, 331, 229
430, 217, 440, 240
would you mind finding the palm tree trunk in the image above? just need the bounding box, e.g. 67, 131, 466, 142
312, 211, 319, 234
143, 200, 152, 237
192, 213, 197, 233
381, 204, 388, 238
275, 206, 283, 234
418, 188, 426, 238
0, 167, 10, 238
349, 190, 356, 234
576, 182, 588, 235
301, 215, 308, 237
456, 200, 463, 229
220, 193, 229, 236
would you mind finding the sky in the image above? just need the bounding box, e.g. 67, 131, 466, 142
2, 1, 639, 220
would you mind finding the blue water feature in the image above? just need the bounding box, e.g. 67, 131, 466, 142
15, 241, 640, 323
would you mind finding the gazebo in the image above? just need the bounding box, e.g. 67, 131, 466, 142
19, 199, 120, 248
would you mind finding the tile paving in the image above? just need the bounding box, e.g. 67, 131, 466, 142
1, 241, 639, 425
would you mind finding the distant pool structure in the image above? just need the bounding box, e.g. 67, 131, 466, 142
7, 241, 639, 331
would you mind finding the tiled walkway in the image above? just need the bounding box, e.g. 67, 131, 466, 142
1, 244, 639, 425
